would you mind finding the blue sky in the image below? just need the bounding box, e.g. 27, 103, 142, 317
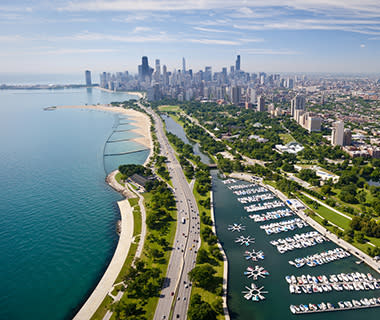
1, 0, 380, 74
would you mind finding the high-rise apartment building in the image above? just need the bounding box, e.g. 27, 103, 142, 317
291, 95, 306, 117
257, 95, 265, 112
231, 86, 241, 104
343, 128, 352, 146
85, 70, 92, 86
331, 121, 344, 146
236, 55, 241, 71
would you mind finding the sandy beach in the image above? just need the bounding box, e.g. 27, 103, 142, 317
56, 105, 152, 151
95, 86, 145, 99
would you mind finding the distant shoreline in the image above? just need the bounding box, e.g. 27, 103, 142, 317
95, 86, 145, 99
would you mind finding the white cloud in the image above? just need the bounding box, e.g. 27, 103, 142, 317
188, 38, 240, 45
239, 48, 300, 55
57, 0, 380, 16
193, 26, 231, 33
43, 48, 117, 55
360, 44, 366, 47
132, 26, 152, 33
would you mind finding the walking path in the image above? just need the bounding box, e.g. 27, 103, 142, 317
73, 199, 134, 320
300, 191, 352, 220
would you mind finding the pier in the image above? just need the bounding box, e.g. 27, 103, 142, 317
106, 138, 133, 143
113, 129, 133, 133
291, 298, 380, 315
104, 148, 149, 157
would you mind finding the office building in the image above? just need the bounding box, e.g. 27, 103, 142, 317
182, 57, 186, 73
257, 95, 265, 112
139, 56, 152, 81
85, 70, 92, 86
287, 78, 294, 89
331, 121, 345, 146
236, 55, 241, 71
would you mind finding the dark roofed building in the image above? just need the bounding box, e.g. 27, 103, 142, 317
130, 173, 150, 188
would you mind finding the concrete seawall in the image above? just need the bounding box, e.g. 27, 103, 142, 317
73, 189, 134, 319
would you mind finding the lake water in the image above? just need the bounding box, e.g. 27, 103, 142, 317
0, 88, 148, 320
162, 112, 380, 320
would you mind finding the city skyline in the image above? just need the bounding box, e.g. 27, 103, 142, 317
0, 0, 380, 74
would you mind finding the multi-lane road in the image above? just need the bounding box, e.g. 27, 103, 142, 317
139, 103, 201, 320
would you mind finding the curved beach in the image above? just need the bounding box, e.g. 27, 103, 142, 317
57, 104, 152, 150
61, 105, 152, 319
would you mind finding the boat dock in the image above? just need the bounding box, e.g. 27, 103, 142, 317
291, 298, 380, 314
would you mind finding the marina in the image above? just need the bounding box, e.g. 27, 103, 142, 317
244, 249, 265, 261
259, 218, 308, 235
286, 272, 380, 294
162, 114, 380, 319
249, 208, 293, 222
228, 223, 246, 232
244, 266, 270, 280
211, 172, 380, 319
290, 297, 380, 314
288, 248, 351, 268
244, 200, 286, 212
270, 231, 329, 254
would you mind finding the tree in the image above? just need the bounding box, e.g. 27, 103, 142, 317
188, 294, 216, 320
321, 185, 332, 196
188, 264, 217, 290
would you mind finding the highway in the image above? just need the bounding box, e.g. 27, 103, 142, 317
139, 102, 201, 320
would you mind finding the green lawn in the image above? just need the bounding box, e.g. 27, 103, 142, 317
158, 105, 181, 112
115, 172, 125, 186
299, 194, 379, 257
169, 114, 186, 126
91, 195, 141, 320
191, 188, 224, 320
298, 193, 351, 229
279, 133, 295, 144
111, 191, 177, 320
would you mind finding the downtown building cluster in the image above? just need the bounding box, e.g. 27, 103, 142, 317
93, 55, 302, 107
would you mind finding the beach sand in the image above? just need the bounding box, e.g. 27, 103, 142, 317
95, 87, 145, 99
56, 105, 152, 151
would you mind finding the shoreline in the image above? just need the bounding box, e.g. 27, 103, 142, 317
95, 86, 145, 99
56, 104, 152, 151
210, 190, 230, 320
73, 180, 134, 320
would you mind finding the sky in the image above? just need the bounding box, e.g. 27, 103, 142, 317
1, 0, 380, 75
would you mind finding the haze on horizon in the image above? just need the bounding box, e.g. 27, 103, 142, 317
1, 0, 380, 74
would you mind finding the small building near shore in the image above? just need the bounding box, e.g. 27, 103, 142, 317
129, 173, 151, 189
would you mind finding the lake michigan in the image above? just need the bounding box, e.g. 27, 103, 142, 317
0, 88, 148, 319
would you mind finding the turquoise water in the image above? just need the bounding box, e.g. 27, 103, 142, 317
161, 112, 379, 320
0, 88, 147, 320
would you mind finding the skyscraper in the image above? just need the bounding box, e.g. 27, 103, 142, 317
182, 57, 186, 73
331, 121, 344, 146
154, 59, 161, 82
236, 55, 241, 71
291, 95, 306, 117
85, 70, 92, 86
257, 96, 265, 112
139, 56, 152, 81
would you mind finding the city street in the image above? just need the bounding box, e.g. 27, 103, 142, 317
139, 103, 201, 320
